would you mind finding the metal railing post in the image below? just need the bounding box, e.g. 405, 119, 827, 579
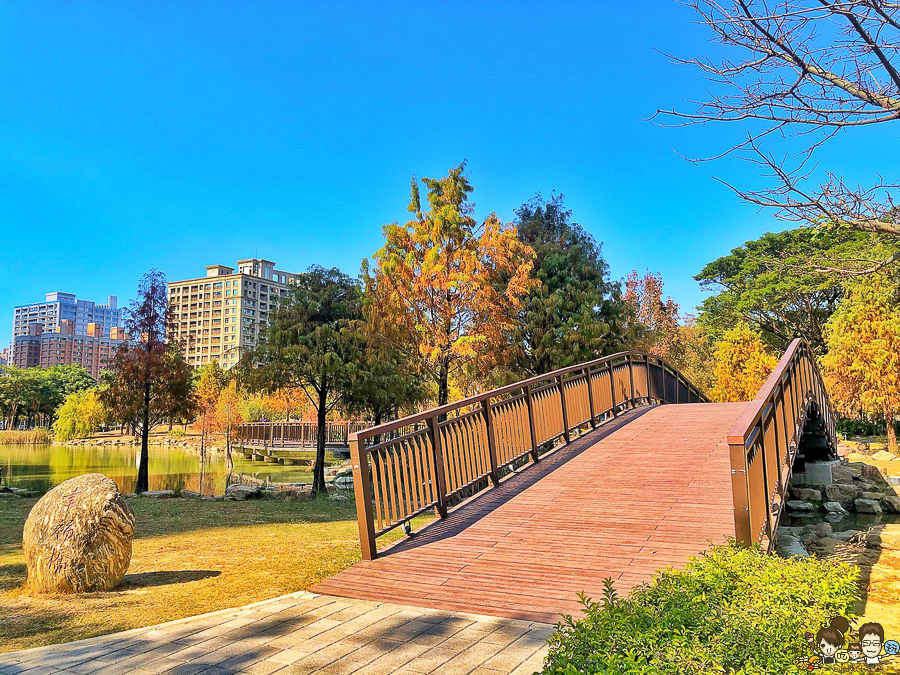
482, 399, 500, 486
628, 355, 635, 408
586, 366, 597, 428
557, 375, 571, 442
427, 416, 448, 517
525, 384, 540, 462
728, 439, 752, 545
350, 436, 378, 560
608, 363, 617, 417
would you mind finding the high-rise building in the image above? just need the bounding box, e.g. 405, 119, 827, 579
167, 258, 298, 369
12, 321, 131, 379
12, 292, 122, 342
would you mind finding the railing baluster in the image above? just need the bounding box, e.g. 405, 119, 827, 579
557, 375, 571, 442
608, 363, 617, 417
586, 367, 596, 428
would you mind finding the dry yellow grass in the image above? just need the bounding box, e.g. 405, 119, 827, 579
0, 495, 427, 653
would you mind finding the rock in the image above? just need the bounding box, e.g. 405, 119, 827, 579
279, 486, 313, 499
809, 537, 842, 556
825, 484, 860, 502
883, 496, 900, 513
824, 501, 850, 515
333, 476, 354, 488
790, 487, 822, 502
330, 493, 349, 501
804, 463, 834, 486
859, 463, 883, 480
861, 491, 883, 500
855, 498, 883, 514
787, 500, 817, 512
180, 490, 200, 499
224, 484, 261, 501
831, 530, 858, 542
140, 490, 176, 498
813, 522, 833, 538
22, 474, 134, 594
888, 476, 900, 486
831, 465, 856, 484
776, 528, 809, 558
873, 450, 898, 461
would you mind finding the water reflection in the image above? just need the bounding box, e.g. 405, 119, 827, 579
0, 444, 326, 496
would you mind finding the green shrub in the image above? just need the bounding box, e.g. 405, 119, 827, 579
168, 428, 187, 438
542, 542, 858, 675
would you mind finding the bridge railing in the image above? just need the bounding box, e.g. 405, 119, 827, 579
726, 338, 836, 551
350, 351, 708, 560
236, 421, 374, 448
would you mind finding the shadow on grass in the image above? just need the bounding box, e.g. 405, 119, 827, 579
121, 570, 222, 588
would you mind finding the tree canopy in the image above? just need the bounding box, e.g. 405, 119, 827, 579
364, 162, 536, 405
822, 275, 900, 453
510, 193, 625, 376
695, 228, 875, 354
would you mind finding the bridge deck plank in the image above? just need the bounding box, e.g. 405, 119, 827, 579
313, 402, 748, 624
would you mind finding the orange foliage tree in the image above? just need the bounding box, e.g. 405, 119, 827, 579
263, 387, 311, 422
364, 162, 536, 406
624, 270, 681, 359
709, 324, 778, 403
213, 380, 247, 471
822, 277, 900, 453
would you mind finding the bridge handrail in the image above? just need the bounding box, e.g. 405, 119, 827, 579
726, 338, 836, 550
350, 350, 709, 560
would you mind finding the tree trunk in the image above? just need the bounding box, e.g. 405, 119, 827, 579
888, 409, 898, 455
198, 426, 206, 497
313, 387, 328, 496
225, 426, 234, 471
136, 381, 151, 494
438, 355, 449, 407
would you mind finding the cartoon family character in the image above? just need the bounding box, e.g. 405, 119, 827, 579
816, 616, 851, 665
802, 618, 898, 670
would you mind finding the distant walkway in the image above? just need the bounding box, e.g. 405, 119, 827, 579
315, 403, 748, 624
0, 592, 551, 675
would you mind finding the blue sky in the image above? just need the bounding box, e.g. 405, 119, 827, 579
1, 1, 896, 347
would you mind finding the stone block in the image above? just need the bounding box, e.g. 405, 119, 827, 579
787, 500, 817, 512
790, 487, 822, 502
141, 490, 176, 498
803, 462, 833, 486
825, 484, 860, 503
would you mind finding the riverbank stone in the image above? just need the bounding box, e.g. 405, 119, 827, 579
22, 473, 134, 594
787, 500, 817, 512
855, 498, 883, 514
141, 490, 176, 498
823, 501, 850, 515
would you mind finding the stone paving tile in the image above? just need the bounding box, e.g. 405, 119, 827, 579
0, 592, 553, 675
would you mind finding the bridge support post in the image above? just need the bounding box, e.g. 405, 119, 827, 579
350, 436, 378, 561
728, 440, 752, 545
525, 384, 539, 462
482, 400, 500, 487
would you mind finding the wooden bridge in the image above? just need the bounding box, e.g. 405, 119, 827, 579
313, 340, 836, 623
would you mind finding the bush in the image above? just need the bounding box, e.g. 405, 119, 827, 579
836, 417, 900, 438
168, 428, 186, 438
53, 390, 106, 442
542, 543, 858, 675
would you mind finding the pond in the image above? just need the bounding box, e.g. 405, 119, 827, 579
0, 444, 338, 496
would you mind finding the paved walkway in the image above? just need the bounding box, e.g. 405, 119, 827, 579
315, 403, 748, 623
0, 592, 551, 675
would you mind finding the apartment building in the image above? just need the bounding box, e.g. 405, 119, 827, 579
13, 321, 131, 379
167, 258, 298, 369
12, 292, 122, 340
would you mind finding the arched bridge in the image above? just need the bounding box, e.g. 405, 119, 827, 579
313, 339, 836, 623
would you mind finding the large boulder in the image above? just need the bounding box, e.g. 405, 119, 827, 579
855, 498, 883, 514
224, 484, 261, 501
23, 474, 134, 594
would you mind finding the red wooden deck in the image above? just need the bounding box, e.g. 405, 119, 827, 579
313, 402, 749, 624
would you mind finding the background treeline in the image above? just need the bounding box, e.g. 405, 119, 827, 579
3, 163, 899, 491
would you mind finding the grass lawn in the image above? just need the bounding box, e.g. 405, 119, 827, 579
0, 495, 426, 654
